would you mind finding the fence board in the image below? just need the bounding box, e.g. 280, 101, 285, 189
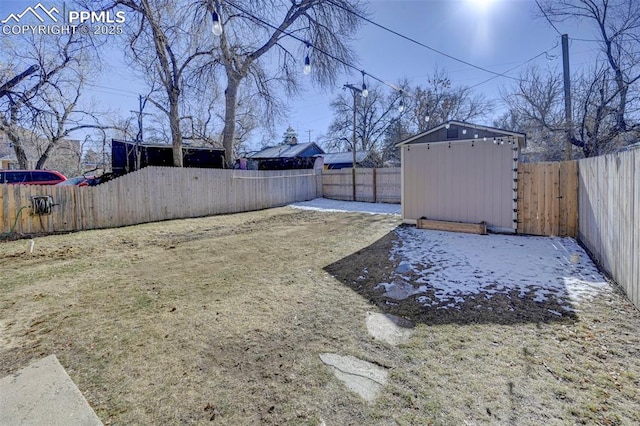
1, 167, 320, 236
517, 161, 578, 237
321, 168, 400, 203
579, 149, 639, 310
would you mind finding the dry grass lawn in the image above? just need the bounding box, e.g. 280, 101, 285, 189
1, 206, 639, 425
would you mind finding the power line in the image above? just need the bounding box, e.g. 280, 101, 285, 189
85, 82, 141, 96
468, 42, 559, 89
534, 0, 563, 36
571, 37, 602, 43
326, 0, 522, 82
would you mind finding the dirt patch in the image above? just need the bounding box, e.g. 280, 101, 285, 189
1, 207, 640, 425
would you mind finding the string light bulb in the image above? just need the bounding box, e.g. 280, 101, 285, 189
211, 10, 222, 36
445, 123, 450, 129
398, 98, 404, 113
361, 71, 368, 97
303, 54, 311, 75
462, 129, 467, 135
425, 114, 430, 122
361, 83, 368, 97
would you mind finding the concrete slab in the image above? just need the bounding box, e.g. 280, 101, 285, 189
319, 353, 388, 402
366, 312, 415, 346
0, 354, 103, 426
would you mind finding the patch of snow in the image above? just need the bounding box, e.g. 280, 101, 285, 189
289, 198, 400, 216
380, 227, 610, 311
375, 281, 429, 300
395, 261, 412, 274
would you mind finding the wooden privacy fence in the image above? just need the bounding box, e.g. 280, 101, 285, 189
517, 161, 579, 237
322, 167, 400, 203
0, 167, 321, 235
578, 149, 639, 309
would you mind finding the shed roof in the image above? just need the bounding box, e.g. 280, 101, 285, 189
396, 120, 526, 148
321, 151, 368, 165
249, 142, 323, 159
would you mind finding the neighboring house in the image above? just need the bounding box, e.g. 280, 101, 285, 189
320, 151, 372, 169
0, 154, 21, 170
397, 120, 526, 233
248, 140, 324, 170
0, 133, 22, 169
0, 128, 80, 175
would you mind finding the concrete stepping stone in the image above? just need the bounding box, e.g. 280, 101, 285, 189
0, 354, 103, 425
366, 312, 415, 345
319, 353, 388, 402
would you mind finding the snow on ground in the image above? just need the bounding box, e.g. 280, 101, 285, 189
290, 199, 611, 312
289, 198, 401, 216
376, 227, 610, 311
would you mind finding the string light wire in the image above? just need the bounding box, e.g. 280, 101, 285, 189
224, 1, 400, 90
224, 2, 563, 101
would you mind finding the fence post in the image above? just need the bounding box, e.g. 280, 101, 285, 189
373, 168, 377, 203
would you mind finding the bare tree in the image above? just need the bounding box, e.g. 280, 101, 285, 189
215, 0, 366, 166
501, 63, 639, 158
535, 0, 640, 155
0, 32, 98, 170
406, 68, 494, 133
326, 70, 493, 163
325, 82, 405, 158
498, 66, 566, 160
116, 0, 218, 166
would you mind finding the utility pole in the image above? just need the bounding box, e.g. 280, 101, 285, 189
562, 34, 573, 160
352, 92, 357, 201
344, 83, 366, 201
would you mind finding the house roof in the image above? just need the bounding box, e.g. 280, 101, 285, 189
249, 142, 323, 159
396, 120, 526, 148
321, 151, 368, 165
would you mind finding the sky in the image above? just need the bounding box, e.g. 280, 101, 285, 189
1, 0, 602, 151
284, 0, 599, 146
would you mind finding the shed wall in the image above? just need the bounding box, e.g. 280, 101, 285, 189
402, 140, 516, 232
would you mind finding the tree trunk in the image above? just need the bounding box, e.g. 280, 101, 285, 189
222, 73, 240, 167
169, 91, 183, 167
35, 141, 56, 169
6, 107, 29, 168
7, 131, 29, 169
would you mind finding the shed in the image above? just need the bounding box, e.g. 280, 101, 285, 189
397, 121, 526, 233
320, 151, 370, 169
248, 141, 324, 170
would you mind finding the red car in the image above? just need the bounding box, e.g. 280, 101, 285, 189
0, 170, 67, 185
